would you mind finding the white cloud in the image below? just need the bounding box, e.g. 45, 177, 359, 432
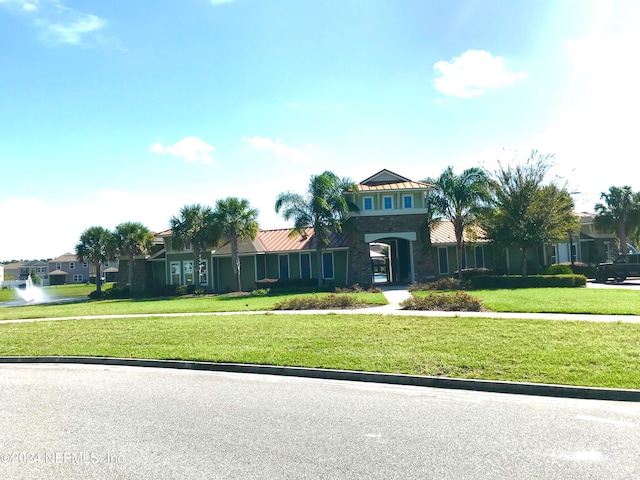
44, 13, 106, 45
243, 136, 315, 162
150, 136, 216, 164
433, 49, 527, 97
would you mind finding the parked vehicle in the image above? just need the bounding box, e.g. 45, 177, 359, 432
595, 254, 640, 283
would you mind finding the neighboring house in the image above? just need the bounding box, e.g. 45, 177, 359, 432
102, 259, 120, 283
1, 260, 49, 282
0, 264, 4, 284
48, 253, 90, 285
429, 220, 494, 276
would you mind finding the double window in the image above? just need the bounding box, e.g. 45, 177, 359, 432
73, 274, 83, 283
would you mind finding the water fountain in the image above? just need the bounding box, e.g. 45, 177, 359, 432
15, 275, 44, 303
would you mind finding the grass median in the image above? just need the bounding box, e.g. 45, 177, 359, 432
1, 313, 638, 389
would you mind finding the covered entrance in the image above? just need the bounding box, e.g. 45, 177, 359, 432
365, 233, 415, 285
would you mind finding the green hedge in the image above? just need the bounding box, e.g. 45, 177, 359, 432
255, 278, 334, 292
470, 274, 587, 289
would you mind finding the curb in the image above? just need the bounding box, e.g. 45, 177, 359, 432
1, 356, 639, 402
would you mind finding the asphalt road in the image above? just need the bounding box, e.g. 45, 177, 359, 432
1, 364, 639, 479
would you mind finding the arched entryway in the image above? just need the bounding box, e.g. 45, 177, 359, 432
365, 233, 415, 285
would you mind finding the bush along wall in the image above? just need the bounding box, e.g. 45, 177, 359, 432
470, 274, 587, 289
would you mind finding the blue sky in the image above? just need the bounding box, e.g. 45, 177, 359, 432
1, 0, 639, 260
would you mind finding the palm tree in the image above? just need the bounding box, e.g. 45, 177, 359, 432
424, 166, 489, 277
75, 226, 111, 295
214, 197, 259, 292
112, 222, 155, 291
275, 170, 358, 287
595, 186, 640, 257
169, 204, 219, 287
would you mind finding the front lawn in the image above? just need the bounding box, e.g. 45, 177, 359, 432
1, 314, 638, 389
470, 288, 640, 315
0, 291, 388, 321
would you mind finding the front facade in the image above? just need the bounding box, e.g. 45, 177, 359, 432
2, 260, 49, 282
48, 253, 90, 285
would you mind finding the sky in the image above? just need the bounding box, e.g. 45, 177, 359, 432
1, 0, 639, 261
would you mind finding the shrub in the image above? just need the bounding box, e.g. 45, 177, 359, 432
255, 278, 332, 293
103, 284, 130, 299
251, 288, 270, 296
401, 291, 483, 311
175, 285, 188, 296
470, 274, 587, 289
409, 277, 469, 291
545, 264, 573, 275
274, 294, 366, 310
88, 290, 104, 300
335, 283, 382, 294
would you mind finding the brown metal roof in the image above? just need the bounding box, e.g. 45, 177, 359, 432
430, 221, 489, 245
211, 228, 349, 256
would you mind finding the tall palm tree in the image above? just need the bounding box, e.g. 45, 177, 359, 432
275, 170, 358, 287
214, 197, 259, 292
169, 204, 219, 287
424, 166, 489, 277
595, 186, 640, 257
112, 222, 155, 291
75, 226, 111, 295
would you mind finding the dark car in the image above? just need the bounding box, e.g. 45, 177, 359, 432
595, 254, 640, 283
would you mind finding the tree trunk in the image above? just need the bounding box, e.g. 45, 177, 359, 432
231, 236, 241, 292
521, 247, 528, 277
316, 244, 324, 287
128, 248, 136, 291
95, 261, 102, 294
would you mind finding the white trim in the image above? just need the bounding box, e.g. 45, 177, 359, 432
363, 196, 374, 211
364, 232, 417, 243
170, 261, 181, 285
403, 195, 413, 209
199, 260, 208, 286
382, 195, 393, 210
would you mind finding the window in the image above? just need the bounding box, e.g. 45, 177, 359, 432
570, 244, 577, 263
474, 246, 484, 268
300, 253, 311, 279
383, 196, 393, 210
104, 261, 109, 268
170, 262, 181, 285
69, 262, 75, 269
82, 262, 88, 269
279, 255, 290, 279
604, 242, 611, 261
363, 197, 373, 210
184, 261, 194, 285
36, 266, 46, 273
73, 274, 83, 283
438, 247, 448, 275
199, 260, 208, 285
55, 263, 61, 270
322, 252, 334, 279
403, 195, 412, 209
551, 245, 557, 264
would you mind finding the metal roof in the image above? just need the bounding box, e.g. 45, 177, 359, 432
429, 221, 489, 245
357, 181, 432, 192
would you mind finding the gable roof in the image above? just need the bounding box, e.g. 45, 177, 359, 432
50, 253, 80, 263
430, 221, 489, 246
356, 169, 433, 192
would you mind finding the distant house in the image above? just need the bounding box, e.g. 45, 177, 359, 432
48, 253, 90, 285
2, 260, 48, 282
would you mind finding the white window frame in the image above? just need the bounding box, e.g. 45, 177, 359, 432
383, 196, 393, 210
322, 252, 335, 280
55, 262, 61, 270
73, 274, 83, 283
403, 195, 413, 209
170, 261, 181, 285
199, 260, 208, 286
69, 262, 75, 269
82, 262, 88, 269
183, 260, 195, 285
363, 196, 373, 211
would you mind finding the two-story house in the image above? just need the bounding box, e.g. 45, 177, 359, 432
48, 253, 90, 285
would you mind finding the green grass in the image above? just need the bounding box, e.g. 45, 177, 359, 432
1, 314, 638, 389
0, 283, 114, 303
470, 288, 640, 315
0, 291, 388, 320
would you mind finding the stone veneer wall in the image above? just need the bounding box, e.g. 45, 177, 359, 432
347, 213, 436, 286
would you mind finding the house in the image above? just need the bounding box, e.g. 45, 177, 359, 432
548, 212, 616, 265
48, 253, 90, 285
1, 260, 49, 283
